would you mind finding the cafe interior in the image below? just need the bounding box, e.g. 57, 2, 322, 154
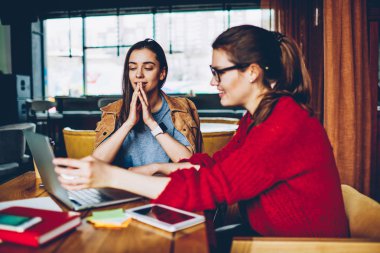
0, 0, 380, 252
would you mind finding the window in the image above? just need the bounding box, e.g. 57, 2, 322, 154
45, 18, 83, 97
45, 8, 268, 96
157, 11, 226, 94
84, 15, 153, 95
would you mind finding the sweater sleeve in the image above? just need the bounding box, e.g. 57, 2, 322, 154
153, 98, 324, 211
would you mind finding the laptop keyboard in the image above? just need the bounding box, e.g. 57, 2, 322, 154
68, 188, 112, 207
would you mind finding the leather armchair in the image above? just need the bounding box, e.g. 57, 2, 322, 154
0, 123, 36, 179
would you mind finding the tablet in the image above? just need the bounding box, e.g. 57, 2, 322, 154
125, 204, 205, 232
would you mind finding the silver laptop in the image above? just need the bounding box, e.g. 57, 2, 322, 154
24, 131, 142, 211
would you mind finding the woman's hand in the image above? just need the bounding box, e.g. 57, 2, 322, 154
137, 83, 157, 128
54, 156, 171, 199
131, 162, 200, 176
174, 162, 201, 171
129, 163, 160, 176
53, 156, 112, 191
129, 162, 200, 176
125, 84, 142, 127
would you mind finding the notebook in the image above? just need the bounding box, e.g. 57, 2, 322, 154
24, 131, 142, 211
0, 206, 81, 247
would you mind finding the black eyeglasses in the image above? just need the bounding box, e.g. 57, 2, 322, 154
209, 64, 249, 82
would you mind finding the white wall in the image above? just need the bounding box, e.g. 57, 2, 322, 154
0, 23, 12, 74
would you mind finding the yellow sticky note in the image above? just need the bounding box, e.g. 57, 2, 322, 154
91, 218, 132, 228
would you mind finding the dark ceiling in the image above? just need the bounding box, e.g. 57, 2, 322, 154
0, 0, 258, 25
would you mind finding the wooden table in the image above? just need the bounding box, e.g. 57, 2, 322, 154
0, 172, 210, 253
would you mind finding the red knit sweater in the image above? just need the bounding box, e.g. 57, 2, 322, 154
154, 97, 349, 237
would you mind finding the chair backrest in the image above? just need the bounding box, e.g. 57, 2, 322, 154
200, 117, 239, 156
98, 97, 120, 108
30, 100, 56, 112
62, 127, 96, 159
0, 123, 36, 163
0, 129, 25, 163
341, 184, 380, 240
26, 99, 57, 120
200, 117, 240, 125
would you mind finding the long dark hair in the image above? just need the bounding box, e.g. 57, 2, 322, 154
118, 39, 168, 126
212, 25, 312, 129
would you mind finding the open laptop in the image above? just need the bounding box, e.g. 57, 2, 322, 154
24, 131, 142, 211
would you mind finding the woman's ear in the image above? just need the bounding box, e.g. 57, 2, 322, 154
247, 64, 262, 84
159, 68, 167, 81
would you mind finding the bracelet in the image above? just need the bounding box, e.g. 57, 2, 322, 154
151, 124, 164, 137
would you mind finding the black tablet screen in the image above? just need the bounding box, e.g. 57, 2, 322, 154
134, 206, 194, 224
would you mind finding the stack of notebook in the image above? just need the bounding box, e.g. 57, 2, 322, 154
0, 206, 81, 247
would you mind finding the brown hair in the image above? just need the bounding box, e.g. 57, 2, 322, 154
118, 39, 168, 127
212, 25, 312, 129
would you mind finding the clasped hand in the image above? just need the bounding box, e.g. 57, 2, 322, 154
125, 83, 156, 128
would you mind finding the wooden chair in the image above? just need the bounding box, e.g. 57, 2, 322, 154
200, 117, 239, 156
230, 237, 380, 253
62, 127, 96, 159
230, 184, 380, 253
341, 184, 380, 239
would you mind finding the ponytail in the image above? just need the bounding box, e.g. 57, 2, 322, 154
277, 36, 312, 110
250, 32, 313, 129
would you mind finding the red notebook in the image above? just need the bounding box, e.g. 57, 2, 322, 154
0, 206, 81, 247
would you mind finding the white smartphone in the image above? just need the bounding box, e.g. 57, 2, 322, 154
0, 213, 42, 232
125, 204, 205, 232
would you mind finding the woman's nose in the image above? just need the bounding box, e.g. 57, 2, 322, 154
210, 76, 218, 86
136, 68, 143, 78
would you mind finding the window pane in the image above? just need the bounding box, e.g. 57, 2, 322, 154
229, 9, 262, 27
164, 53, 217, 94
260, 9, 274, 31
45, 18, 82, 56
86, 48, 125, 95
46, 56, 83, 96
157, 11, 226, 94
120, 14, 153, 45
86, 16, 118, 47
45, 18, 83, 97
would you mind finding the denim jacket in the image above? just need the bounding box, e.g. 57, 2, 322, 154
94, 92, 203, 153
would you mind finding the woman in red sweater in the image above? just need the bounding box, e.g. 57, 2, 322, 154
54, 25, 349, 238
